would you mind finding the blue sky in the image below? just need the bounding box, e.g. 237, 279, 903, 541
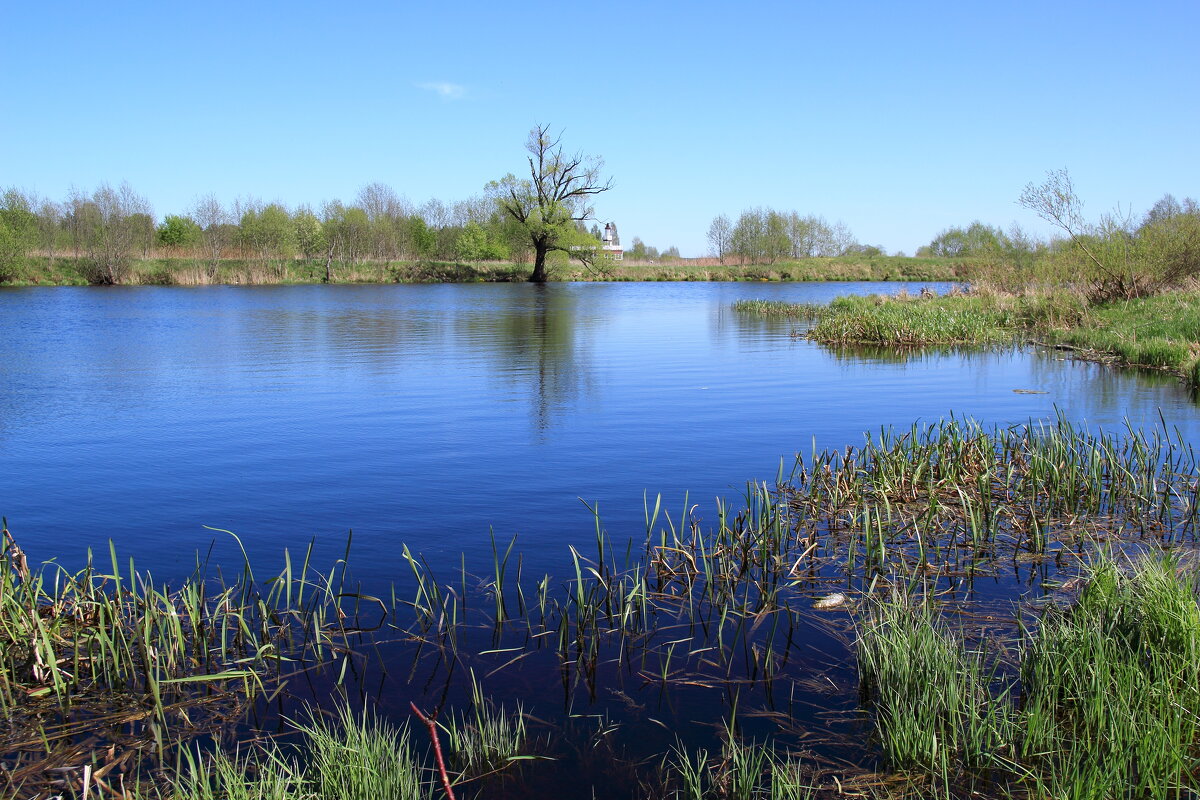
2, 1, 1197, 257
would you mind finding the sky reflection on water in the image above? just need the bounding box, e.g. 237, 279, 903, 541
1, 282, 1196, 584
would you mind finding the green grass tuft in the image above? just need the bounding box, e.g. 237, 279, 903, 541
855, 593, 1009, 778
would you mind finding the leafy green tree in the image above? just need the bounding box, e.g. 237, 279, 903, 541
763, 210, 791, 263
626, 236, 660, 260
0, 219, 24, 281
926, 221, 1009, 257
239, 202, 296, 277
0, 189, 38, 281
156, 214, 202, 249
488, 125, 611, 282
402, 216, 435, 259
455, 221, 490, 262
843, 243, 886, 257
292, 207, 326, 260
731, 209, 765, 263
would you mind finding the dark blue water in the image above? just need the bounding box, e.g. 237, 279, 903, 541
2, 282, 1197, 584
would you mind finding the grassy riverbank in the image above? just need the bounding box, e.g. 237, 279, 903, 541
735, 286, 1200, 389
1, 254, 966, 286
5, 416, 1200, 798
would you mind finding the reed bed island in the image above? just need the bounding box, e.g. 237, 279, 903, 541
735, 285, 1200, 391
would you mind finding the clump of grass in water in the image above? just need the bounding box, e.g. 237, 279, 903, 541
855, 591, 1009, 780
177, 745, 306, 800
808, 295, 1016, 346
444, 672, 528, 781
731, 299, 824, 318
296, 704, 433, 800
667, 733, 816, 800
853, 554, 1200, 797
176, 705, 434, 800
1018, 554, 1200, 799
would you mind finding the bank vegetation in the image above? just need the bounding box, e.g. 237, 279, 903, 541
736, 173, 1200, 390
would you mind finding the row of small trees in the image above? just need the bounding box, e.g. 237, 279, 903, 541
705, 208, 872, 264
0, 182, 548, 284
0, 184, 156, 284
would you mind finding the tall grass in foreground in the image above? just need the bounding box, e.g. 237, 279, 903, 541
1019, 555, 1200, 800
0, 528, 368, 718
855, 594, 1008, 778
176, 706, 434, 800
0, 523, 378, 796
175, 697, 531, 800
856, 554, 1200, 798
177, 746, 305, 800
296, 705, 433, 800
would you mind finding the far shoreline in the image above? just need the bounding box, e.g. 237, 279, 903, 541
0, 254, 967, 288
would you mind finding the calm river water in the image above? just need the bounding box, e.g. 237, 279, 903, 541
2, 282, 1197, 584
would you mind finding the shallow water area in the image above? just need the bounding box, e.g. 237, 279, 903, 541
3, 281, 1200, 797
2, 281, 1196, 577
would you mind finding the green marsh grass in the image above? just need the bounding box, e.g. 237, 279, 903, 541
667, 735, 816, 800
851, 553, 1200, 797
175, 705, 433, 800
0, 524, 386, 797
730, 299, 824, 319
855, 593, 1009, 778
296, 704, 433, 800
444, 673, 529, 780
5, 413, 1200, 798
1018, 554, 1200, 799
177, 745, 306, 800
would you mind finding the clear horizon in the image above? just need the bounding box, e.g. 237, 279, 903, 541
3, 0, 1197, 257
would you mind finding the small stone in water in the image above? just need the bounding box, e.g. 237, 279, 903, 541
813, 592, 847, 609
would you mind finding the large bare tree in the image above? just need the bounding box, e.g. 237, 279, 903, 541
489, 125, 611, 283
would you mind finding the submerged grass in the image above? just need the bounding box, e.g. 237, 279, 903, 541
444, 673, 528, 780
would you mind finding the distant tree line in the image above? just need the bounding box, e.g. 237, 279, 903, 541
705, 208, 877, 263
0, 181, 569, 284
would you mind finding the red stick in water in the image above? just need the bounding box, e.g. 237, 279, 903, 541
410, 702, 456, 800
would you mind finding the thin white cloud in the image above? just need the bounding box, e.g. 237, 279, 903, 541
417, 81, 466, 100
